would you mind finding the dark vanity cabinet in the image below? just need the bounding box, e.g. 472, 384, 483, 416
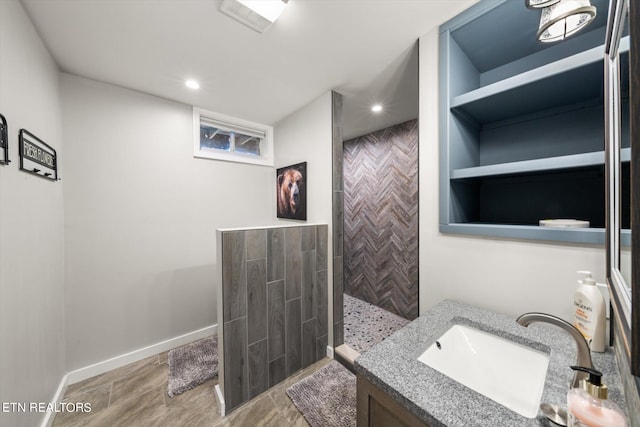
357, 375, 430, 427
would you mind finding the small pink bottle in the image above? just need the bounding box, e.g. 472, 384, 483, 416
567, 366, 628, 427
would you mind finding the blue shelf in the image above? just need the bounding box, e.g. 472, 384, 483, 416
440, 223, 605, 245
451, 37, 629, 124
451, 148, 630, 180
440, 224, 631, 247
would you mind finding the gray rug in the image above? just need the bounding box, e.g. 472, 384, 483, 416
167, 336, 218, 397
286, 361, 356, 427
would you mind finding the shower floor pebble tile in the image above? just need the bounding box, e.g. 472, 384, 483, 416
343, 293, 410, 353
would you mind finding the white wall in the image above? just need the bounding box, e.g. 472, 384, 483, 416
274, 91, 334, 345
61, 74, 274, 370
0, 1, 66, 426
418, 29, 606, 321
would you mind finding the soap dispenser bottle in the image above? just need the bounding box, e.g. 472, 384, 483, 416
567, 366, 628, 427
573, 271, 606, 352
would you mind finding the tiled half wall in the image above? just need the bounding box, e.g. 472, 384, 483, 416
216, 224, 328, 413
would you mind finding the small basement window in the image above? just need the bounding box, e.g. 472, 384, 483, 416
193, 107, 273, 166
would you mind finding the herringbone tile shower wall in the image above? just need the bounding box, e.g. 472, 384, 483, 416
343, 119, 418, 320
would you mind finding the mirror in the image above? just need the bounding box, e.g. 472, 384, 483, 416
605, 0, 638, 375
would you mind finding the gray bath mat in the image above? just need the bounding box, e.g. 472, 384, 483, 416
167, 336, 218, 397
286, 361, 356, 427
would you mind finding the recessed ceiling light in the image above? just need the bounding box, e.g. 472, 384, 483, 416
371, 104, 383, 113
185, 79, 200, 90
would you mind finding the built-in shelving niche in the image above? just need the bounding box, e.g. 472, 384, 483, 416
439, 0, 630, 245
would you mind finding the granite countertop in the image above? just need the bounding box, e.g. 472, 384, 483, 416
354, 300, 628, 427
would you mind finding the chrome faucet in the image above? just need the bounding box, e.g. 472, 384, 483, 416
516, 312, 593, 389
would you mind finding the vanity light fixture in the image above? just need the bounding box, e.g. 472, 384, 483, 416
371, 104, 383, 113
220, 0, 288, 33
185, 79, 200, 90
535, 0, 597, 43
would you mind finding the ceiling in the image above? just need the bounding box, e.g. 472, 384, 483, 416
452, 0, 610, 73
21, 0, 476, 140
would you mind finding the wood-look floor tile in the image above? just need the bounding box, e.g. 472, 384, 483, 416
289, 413, 312, 427
52, 383, 111, 427
163, 380, 221, 427
268, 384, 301, 424
109, 362, 167, 406
158, 350, 169, 365
163, 379, 218, 413
65, 355, 159, 397
53, 348, 327, 427
217, 394, 286, 427
83, 387, 167, 427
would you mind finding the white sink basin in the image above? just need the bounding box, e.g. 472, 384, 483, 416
417, 324, 549, 418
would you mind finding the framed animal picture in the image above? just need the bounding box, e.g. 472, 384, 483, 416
276, 162, 307, 220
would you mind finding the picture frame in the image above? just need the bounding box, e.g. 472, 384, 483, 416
19, 129, 58, 181
276, 162, 307, 220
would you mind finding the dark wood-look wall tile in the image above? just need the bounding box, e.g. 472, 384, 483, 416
315, 269, 328, 337
268, 355, 286, 388
246, 229, 266, 261
333, 192, 344, 257
301, 226, 316, 251
223, 317, 248, 412
221, 225, 330, 413
301, 319, 316, 368
222, 231, 247, 321
331, 91, 344, 358
285, 227, 302, 300
285, 298, 302, 376
333, 255, 344, 347
334, 320, 344, 349
332, 91, 344, 192
316, 225, 328, 270
301, 250, 316, 322
267, 280, 285, 361
333, 256, 343, 314
247, 259, 267, 345
343, 120, 419, 320
267, 228, 284, 282
316, 334, 328, 363
248, 339, 268, 399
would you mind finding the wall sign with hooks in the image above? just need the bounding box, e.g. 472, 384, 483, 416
0, 114, 9, 165
19, 129, 58, 181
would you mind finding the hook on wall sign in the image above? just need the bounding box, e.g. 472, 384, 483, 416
19, 129, 58, 181
0, 114, 9, 165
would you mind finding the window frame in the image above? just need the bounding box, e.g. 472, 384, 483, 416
193, 107, 274, 166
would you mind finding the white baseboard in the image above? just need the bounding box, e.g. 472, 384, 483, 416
66, 324, 217, 385
326, 345, 334, 359
214, 384, 225, 417
40, 373, 69, 427
41, 324, 217, 427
